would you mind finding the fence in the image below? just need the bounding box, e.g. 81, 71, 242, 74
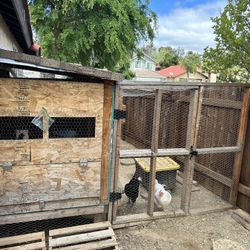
110, 81, 250, 225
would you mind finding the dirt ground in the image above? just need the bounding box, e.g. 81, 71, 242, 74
115, 211, 250, 250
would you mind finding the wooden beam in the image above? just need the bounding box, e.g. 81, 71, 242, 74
230, 88, 250, 205
0, 49, 123, 81
109, 86, 122, 222
100, 82, 114, 203
194, 162, 232, 187
181, 87, 203, 214
239, 183, 250, 198
147, 89, 162, 216
119, 148, 189, 158
196, 146, 241, 155
231, 209, 250, 231
119, 80, 250, 88
0, 206, 105, 225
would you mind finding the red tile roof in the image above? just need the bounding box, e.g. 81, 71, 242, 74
159, 65, 186, 78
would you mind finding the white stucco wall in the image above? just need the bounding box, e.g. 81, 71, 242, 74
0, 14, 22, 52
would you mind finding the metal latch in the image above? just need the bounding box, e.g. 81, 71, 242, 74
80, 159, 88, 168
190, 146, 198, 159
1, 162, 12, 171
109, 192, 122, 202
114, 109, 127, 120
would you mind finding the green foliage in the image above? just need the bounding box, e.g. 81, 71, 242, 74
180, 51, 201, 75
203, 0, 250, 82
29, 0, 156, 71
155, 46, 184, 68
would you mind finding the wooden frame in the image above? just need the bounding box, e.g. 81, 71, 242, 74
180, 88, 203, 214
110, 82, 250, 224
147, 89, 162, 216
230, 88, 250, 205
100, 81, 115, 203
49, 221, 119, 250
108, 85, 123, 222
0, 232, 46, 250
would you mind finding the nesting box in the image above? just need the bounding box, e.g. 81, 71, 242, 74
0, 50, 122, 225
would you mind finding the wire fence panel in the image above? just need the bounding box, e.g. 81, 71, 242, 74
113, 83, 247, 223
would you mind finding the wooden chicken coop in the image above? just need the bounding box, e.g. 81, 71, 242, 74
0, 49, 122, 225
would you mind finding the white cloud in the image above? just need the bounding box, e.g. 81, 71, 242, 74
154, 1, 227, 52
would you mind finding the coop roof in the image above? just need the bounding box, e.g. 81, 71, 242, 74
0, 49, 123, 82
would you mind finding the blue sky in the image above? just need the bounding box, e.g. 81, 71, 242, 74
147, 0, 227, 52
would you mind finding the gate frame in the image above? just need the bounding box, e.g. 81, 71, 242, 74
109, 81, 250, 225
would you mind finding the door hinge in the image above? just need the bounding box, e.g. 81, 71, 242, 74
109, 192, 122, 202
190, 146, 198, 159
114, 109, 127, 120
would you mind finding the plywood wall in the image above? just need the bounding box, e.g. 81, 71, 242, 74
0, 79, 104, 165
0, 79, 105, 216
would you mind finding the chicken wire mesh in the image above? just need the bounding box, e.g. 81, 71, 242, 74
116, 87, 195, 217
192, 153, 236, 208
197, 86, 244, 148
114, 84, 246, 220
0, 216, 93, 239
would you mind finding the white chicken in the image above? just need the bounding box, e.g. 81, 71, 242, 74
154, 179, 172, 210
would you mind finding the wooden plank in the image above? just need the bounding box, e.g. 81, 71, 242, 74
1, 241, 46, 250
119, 148, 189, 158
238, 184, 250, 198
54, 238, 117, 250
111, 86, 122, 222
231, 209, 250, 231
196, 146, 241, 155
50, 221, 111, 237
0, 206, 104, 225
100, 82, 114, 202
0, 232, 44, 247
113, 210, 185, 225
181, 87, 203, 214
0, 162, 100, 209
147, 89, 162, 216
0, 49, 123, 81
230, 88, 250, 205
119, 80, 250, 88
194, 162, 232, 187
50, 228, 114, 247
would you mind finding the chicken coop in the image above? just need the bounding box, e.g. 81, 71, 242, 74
0, 49, 122, 230
110, 80, 250, 226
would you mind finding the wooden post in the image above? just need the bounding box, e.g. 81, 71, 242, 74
181, 87, 203, 214
100, 81, 114, 203
147, 89, 162, 216
229, 88, 250, 205
107, 85, 122, 222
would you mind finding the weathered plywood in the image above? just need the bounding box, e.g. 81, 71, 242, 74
0, 79, 104, 164
0, 162, 101, 215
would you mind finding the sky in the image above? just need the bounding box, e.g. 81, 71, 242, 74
148, 0, 227, 52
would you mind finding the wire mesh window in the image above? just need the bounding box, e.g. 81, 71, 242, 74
49, 117, 96, 138
0, 116, 43, 140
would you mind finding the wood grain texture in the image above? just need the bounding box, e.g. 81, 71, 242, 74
0, 162, 101, 214
230, 88, 250, 205
100, 82, 114, 202
0, 79, 104, 165
0, 49, 123, 81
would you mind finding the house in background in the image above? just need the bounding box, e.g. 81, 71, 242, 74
130, 52, 165, 82
0, 0, 40, 77
159, 65, 217, 83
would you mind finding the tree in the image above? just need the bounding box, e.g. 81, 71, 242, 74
180, 51, 201, 81
203, 0, 250, 82
29, 0, 156, 73
155, 46, 184, 68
